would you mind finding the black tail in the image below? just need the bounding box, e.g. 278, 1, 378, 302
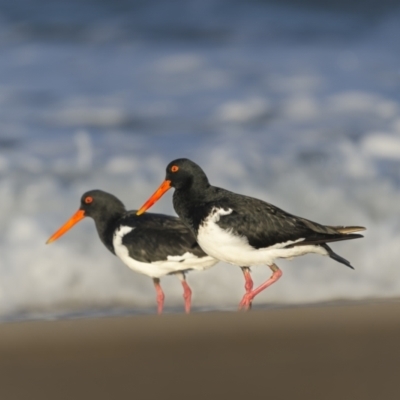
285, 232, 364, 248
320, 243, 354, 270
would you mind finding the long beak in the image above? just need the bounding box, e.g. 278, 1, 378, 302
136, 180, 172, 216
46, 209, 86, 244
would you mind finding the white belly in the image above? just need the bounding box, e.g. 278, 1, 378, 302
197, 208, 328, 266
113, 226, 217, 278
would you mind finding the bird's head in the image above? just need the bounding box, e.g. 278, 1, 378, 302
137, 158, 208, 215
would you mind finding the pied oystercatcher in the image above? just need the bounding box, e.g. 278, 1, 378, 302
46, 190, 218, 314
136, 158, 365, 310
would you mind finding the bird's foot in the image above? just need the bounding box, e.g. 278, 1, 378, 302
238, 293, 253, 311
183, 290, 192, 314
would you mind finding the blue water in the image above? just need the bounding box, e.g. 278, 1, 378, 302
1, 0, 400, 320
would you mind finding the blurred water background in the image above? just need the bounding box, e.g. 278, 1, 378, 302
1, 0, 400, 320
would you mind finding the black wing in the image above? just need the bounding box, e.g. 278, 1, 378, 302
213, 189, 362, 249
118, 211, 208, 263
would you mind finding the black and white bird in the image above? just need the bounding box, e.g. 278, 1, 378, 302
136, 158, 366, 310
46, 190, 218, 314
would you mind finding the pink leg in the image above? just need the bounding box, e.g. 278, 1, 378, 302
153, 278, 165, 315
181, 280, 192, 314
240, 267, 254, 311
239, 264, 282, 311
241, 267, 254, 293
177, 272, 192, 313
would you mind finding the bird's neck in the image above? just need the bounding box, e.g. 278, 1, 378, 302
173, 184, 211, 234
94, 209, 125, 254
177, 179, 210, 205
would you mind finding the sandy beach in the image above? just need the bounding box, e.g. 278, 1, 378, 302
1, 301, 399, 400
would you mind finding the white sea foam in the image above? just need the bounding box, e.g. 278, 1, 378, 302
0, 1, 399, 320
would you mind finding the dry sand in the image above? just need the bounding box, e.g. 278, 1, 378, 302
0, 301, 399, 400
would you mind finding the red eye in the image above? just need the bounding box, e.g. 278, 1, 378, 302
85, 196, 93, 204
171, 165, 179, 172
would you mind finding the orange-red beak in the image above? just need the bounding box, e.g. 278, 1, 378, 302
46, 209, 86, 244
136, 180, 172, 216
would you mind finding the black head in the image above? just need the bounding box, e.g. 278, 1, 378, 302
136, 158, 209, 215
79, 190, 125, 219
46, 189, 126, 244
165, 158, 209, 190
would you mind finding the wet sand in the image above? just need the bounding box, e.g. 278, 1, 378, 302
1, 301, 399, 400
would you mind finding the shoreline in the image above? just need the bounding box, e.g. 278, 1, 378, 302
2, 295, 399, 323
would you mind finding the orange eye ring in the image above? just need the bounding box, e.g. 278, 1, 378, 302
84, 196, 93, 204
171, 165, 179, 173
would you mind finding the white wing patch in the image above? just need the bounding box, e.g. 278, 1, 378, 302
114, 225, 135, 239
212, 207, 233, 220
197, 207, 328, 266
167, 252, 199, 262
113, 225, 217, 278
